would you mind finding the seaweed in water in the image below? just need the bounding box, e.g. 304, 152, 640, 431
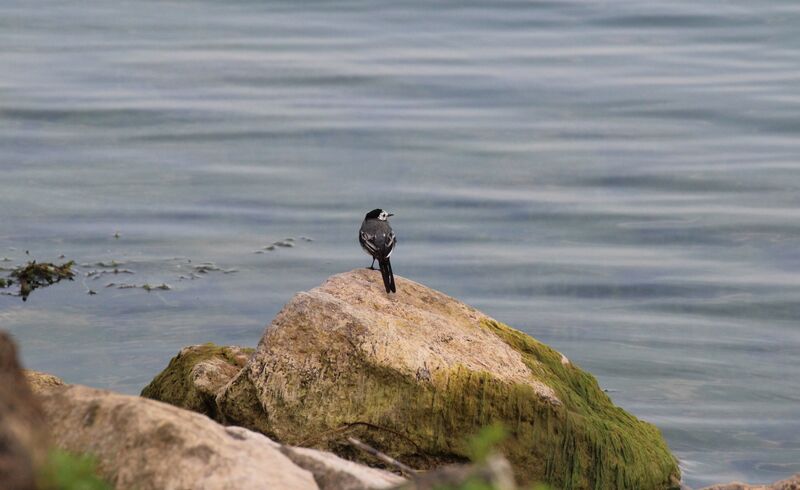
104, 282, 172, 291
3, 260, 75, 301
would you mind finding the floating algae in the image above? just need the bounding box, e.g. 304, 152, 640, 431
105, 282, 172, 292
192, 262, 237, 274
83, 260, 126, 268
258, 236, 312, 252
1, 260, 75, 301
86, 268, 134, 279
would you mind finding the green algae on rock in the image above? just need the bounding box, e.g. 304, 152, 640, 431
208, 269, 680, 489
478, 318, 678, 489
140, 344, 253, 419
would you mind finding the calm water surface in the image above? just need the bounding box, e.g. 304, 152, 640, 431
2, 1, 800, 486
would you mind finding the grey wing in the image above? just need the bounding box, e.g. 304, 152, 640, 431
360, 228, 395, 259
360, 229, 380, 255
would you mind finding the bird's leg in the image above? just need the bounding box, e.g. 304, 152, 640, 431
367, 257, 376, 270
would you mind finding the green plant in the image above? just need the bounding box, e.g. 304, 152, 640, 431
433, 424, 551, 490
466, 423, 508, 463
38, 449, 111, 490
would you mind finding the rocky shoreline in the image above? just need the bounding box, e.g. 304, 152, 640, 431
2, 269, 797, 489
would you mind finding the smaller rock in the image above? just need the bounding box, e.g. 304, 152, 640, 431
280, 445, 405, 490
141, 344, 253, 419
224, 427, 405, 490
700, 474, 800, 490
39, 384, 319, 490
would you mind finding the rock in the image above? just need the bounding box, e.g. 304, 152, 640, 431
210, 269, 680, 489
0, 331, 49, 490
224, 426, 404, 490
38, 384, 319, 490
141, 343, 253, 419
700, 474, 800, 490
280, 445, 405, 490
24, 369, 65, 393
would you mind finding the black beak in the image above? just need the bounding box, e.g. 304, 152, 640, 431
388, 213, 394, 217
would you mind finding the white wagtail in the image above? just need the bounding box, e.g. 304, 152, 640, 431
359, 209, 396, 293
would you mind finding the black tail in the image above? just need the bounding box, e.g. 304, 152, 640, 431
378, 259, 396, 293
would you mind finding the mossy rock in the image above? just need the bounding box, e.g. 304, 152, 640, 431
141, 343, 253, 419
213, 270, 680, 489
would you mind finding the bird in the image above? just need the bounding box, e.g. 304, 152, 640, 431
359, 209, 396, 293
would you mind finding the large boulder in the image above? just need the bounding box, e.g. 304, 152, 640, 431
0, 331, 49, 490
38, 384, 318, 490
207, 269, 680, 489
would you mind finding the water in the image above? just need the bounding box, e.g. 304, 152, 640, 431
2, 1, 800, 486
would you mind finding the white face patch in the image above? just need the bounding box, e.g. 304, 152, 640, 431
378, 211, 389, 221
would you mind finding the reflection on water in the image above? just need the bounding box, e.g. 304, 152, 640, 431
2, 0, 800, 486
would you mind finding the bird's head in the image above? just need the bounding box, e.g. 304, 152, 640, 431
365, 209, 393, 221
